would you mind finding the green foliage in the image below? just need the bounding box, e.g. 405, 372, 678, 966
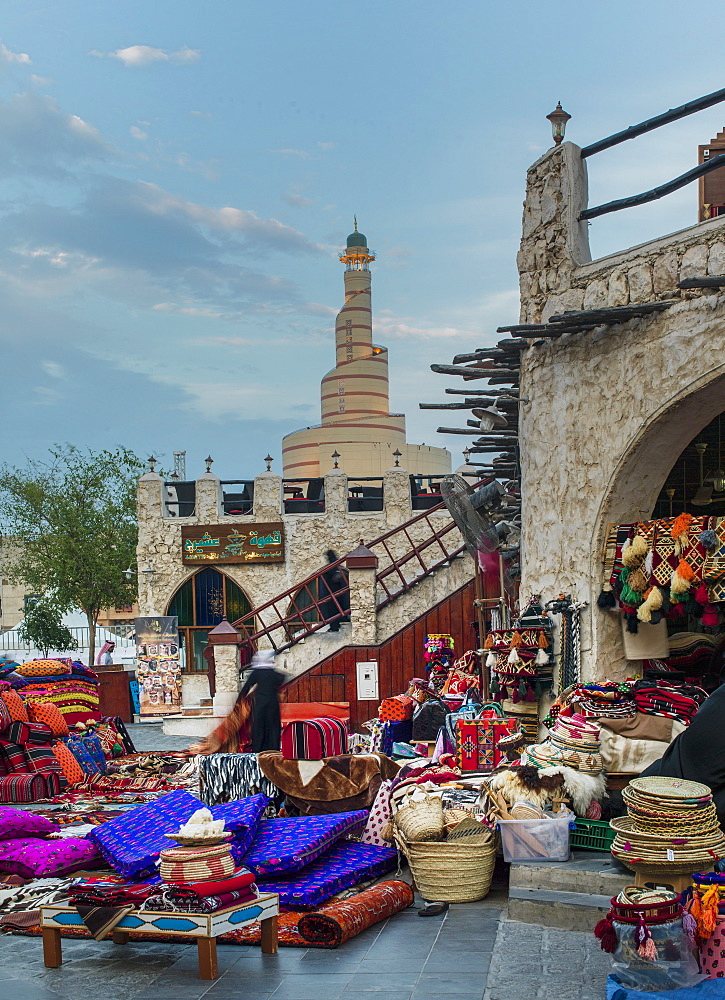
17, 601, 78, 658
0, 444, 144, 663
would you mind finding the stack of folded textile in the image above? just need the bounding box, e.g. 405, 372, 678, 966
17, 660, 100, 726
0, 685, 67, 802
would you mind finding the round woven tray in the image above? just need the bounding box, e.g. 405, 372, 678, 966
611, 816, 725, 846
394, 830, 497, 903
628, 777, 712, 801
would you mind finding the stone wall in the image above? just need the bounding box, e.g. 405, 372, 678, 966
518, 143, 725, 679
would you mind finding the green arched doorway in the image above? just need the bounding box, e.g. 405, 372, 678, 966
167, 567, 252, 673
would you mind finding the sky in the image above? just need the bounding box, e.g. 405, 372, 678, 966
2, 0, 725, 480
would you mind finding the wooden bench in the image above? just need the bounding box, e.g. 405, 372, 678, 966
40, 892, 279, 980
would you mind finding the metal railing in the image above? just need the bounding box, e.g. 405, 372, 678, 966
0, 625, 136, 652
347, 477, 384, 512
164, 481, 196, 518
282, 478, 325, 514
221, 481, 254, 516
232, 488, 477, 653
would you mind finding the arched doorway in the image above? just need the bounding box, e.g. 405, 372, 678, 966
167, 568, 252, 673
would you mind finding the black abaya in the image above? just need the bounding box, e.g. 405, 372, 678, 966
240, 667, 286, 752
640, 682, 725, 825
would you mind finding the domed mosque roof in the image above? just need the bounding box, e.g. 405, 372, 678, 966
346, 216, 367, 247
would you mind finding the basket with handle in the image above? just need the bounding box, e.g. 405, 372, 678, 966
393, 827, 497, 903
393, 794, 445, 843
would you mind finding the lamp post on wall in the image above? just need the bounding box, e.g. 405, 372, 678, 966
332, 450, 340, 469
264, 454, 273, 472
204, 456, 214, 474
393, 449, 402, 467
546, 102, 571, 146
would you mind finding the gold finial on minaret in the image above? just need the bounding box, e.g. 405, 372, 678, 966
339, 218, 375, 270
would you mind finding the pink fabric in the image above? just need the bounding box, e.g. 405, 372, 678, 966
0, 836, 100, 878
0, 807, 58, 840
362, 779, 393, 847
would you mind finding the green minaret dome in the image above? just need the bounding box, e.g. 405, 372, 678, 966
346, 230, 367, 247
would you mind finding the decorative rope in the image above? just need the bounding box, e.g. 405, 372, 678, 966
545, 594, 588, 693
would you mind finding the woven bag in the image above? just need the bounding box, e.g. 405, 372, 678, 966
394, 794, 444, 842
394, 829, 497, 903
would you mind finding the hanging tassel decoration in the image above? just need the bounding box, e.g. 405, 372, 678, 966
483, 634, 494, 650
538, 631, 549, 649
594, 914, 618, 953
700, 528, 718, 550
525, 684, 537, 702
485, 650, 497, 669
622, 535, 649, 567
509, 631, 524, 648
637, 586, 664, 623
490, 673, 500, 696
535, 647, 550, 666
507, 646, 522, 666
700, 886, 721, 940
518, 679, 528, 700
625, 613, 639, 633
671, 512, 694, 555
633, 914, 656, 960
682, 909, 697, 944
628, 567, 648, 593
671, 558, 696, 596
597, 583, 617, 609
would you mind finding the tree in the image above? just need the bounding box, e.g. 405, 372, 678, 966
17, 601, 78, 658
0, 444, 143, 667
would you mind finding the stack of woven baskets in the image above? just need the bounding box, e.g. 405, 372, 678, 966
610, 777, 725, 876
159, 806, 236, 883
392, 793, 497, 903
522, 714, 604, 776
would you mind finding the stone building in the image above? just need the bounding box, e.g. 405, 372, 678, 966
282, 224, 450, 478
516, 140, 725, 680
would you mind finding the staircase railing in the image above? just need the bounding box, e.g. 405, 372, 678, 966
232, 497, 471, 654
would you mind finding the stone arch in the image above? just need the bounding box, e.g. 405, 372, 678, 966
589, 363, 725, 676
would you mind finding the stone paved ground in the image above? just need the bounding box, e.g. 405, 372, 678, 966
0, 724, 615, 999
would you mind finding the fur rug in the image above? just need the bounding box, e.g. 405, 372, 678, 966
258, 752, 399, 814
486, 765, 606, 815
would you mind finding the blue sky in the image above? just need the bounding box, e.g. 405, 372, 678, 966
2, 1, 724, 479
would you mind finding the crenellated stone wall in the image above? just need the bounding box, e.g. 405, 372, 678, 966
518, 143, 725, 680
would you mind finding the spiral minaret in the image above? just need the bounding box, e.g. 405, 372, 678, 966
282, 223, 450, 478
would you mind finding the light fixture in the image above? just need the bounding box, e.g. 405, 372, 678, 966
140, 559, 156, 577
666, 488, 676, 517
692, 442, 714, 506
393, 448, 402, 467
463, 447, 471, 465
122, 565, 136, 581
264, 454, 273, 472
546, 102, 571, 146
331, 450, 340, 469
147, 456, 157, 473
472, 406, 508, 433
204, 455, 214, 473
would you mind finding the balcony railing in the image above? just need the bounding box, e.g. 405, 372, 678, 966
283, 478, 325, 514
410, 474, 445, 510
221, 481, 254, 516
164, 481, 196, 518
347, 477, 384, 512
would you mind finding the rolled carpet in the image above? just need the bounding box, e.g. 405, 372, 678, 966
298, 880, 414, 948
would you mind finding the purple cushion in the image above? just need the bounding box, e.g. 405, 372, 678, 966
211, 795, 269, 861
0, 836, 100, 877
242, 811, 368, 875
0, 806, 59, 840
256, 842, 397, 908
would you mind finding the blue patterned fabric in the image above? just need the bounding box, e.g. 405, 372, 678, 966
211, 794, 269, 860
90, 790, 268, 878
63, 734, 106, 775
242, 810, 368, 875
381, 720, 412, 756
256, 842, 397, 908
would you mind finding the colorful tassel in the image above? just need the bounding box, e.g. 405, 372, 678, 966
671, 512, 694, 555
637, 586, 663, 623
633, 913, 655, 960
538, 631, 549, 649
671, 558, 696, 595
597, 584, 617, 609
638, 937, 658, 961
509, 631, 523, 648
483, 635, 494, 650
628, 567, 648, 593
485, 650, 497, 670
700, 528, 718, 550
518, 679, 528, 700
682, 909, 697, 944
507, 647, 522, 666
700, 886, 720, 939
622, 534, 649, 567
594, 914, 618, 953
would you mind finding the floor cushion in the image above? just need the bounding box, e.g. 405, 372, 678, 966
90, 789, 206, 877
256, 841, 398, 908
24, 745, 66, 787
15, 659, 71, 677
210, 794, 270, 860
52, 742, 85, 785
0, 691, 28, 724
0, 740, 31, 774
94, 724, 126, 759
242, 810, 368, 875
0, 836, 99, 877
0, 697, 11, 732
26, 702, 69, 737
0, 773, 55, 803
0, 806, 59, 839
63, 734, 106, 775
5, 721, 54, 746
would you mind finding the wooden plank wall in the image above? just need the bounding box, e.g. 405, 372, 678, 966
281, 578, 477, 731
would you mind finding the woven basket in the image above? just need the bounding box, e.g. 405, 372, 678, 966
394, 795, 445, 843
394, 830, 497, 903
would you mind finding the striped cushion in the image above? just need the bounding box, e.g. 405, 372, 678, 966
0, 740, 31, 773
24, 744, 65, 781
5, 721, 53, 745
0, 773, 48, 803
0, 697, 11, 733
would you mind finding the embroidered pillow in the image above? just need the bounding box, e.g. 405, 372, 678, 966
26, 702, 69, 737
210, 794, 270, 861
0, 806, 59, 840
0, 697, 11, 733
63, 734, 106, 775
0, 836, 99, 877
0, 691, 28, 724
52, 742, 85, 785
15, 659, 71, 677
94, 724, 125, 759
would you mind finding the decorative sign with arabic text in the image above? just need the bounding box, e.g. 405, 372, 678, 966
181, 522, 285, 564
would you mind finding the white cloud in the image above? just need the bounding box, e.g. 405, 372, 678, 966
189, 110, 212, 120
30, 74, 51, 85
317, 141, 335, 151
282, 191, 313, 208
93, 45, 200, 67
153, 303, 226, 319
41, 360, 67, 379
32, 385, 61, 405
272, 148, 309, 158
130, 125, 148, 140
0, 43, 31, 65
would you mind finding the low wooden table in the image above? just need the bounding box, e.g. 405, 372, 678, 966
40, 892, 279, 980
